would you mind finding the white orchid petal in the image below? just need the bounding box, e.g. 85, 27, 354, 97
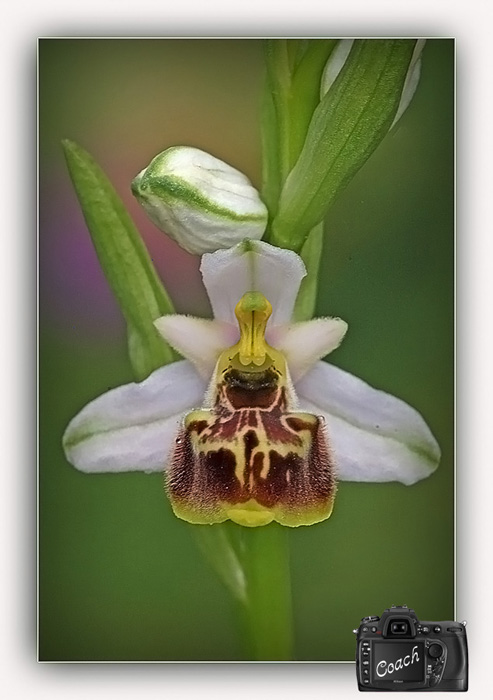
268, 317, 348, 382
297, 361, 440, 485
200, 239, 306, 327
154, 315, 238, 379
320, 39, 354, 99
63, 360, 207, 473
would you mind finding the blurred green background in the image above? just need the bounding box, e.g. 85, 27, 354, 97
39, 39, 454, 661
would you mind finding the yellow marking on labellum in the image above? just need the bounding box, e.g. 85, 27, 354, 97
185, 404, 318, 488
226, 500, 274, 527
166, 291, 336, 528
185, 416, 245, 485
235, 291, 272, 366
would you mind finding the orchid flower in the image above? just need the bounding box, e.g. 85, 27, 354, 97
63, 239, 440, 528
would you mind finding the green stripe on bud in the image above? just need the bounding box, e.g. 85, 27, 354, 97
132, 146, 268, 255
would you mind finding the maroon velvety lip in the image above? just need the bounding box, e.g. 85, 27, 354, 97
167, 365, 335, 526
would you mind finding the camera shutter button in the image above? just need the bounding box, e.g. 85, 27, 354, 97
428, 643, 442, 659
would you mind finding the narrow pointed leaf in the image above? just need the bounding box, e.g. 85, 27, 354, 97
62, 139, 175, 379
261, 39, 336, 222
286, 39, 306, 72
260, 86, 282, 220
287, 39, 337, 169
261, 39, 292, 214
271, 40, 417, 251
292, 223, 324, 321
191, 524, 247, 604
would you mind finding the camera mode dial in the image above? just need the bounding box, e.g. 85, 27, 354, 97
428, 643, 443, 659
361, 615, 380, 623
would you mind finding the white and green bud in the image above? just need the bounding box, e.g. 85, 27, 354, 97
132, 146, 268, 255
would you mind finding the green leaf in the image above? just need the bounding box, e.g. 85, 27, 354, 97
289, 39, 311, 72
287, 40, 337, 171
292, 223, 324, 322
262, 40, 292, 205
261, 39, 336, 224
260, 85, 282, 222
271, 39, 417, 252
62, 139, 175, 380
190, 523, 247, 605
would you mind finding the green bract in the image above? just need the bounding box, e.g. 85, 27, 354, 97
62, 139, 176, 380
264, 39, 420, 252
132, 146, 268, 255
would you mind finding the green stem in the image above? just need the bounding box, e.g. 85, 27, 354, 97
242, 525, 294, 660
264, 40, 292, 190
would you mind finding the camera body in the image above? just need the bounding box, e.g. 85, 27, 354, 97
355, 605, 468, 691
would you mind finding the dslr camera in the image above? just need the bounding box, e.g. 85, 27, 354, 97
354, 605, 468, 691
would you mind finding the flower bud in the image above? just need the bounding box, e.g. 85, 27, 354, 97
132, 146, 268, 255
